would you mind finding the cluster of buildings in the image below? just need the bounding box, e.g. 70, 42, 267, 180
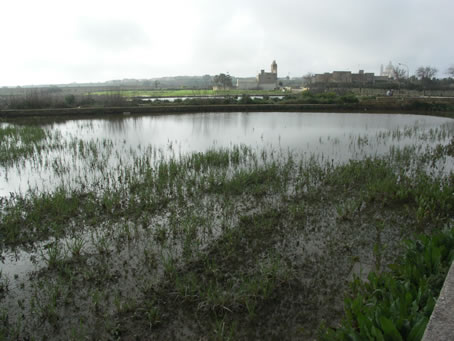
312, 70, 377, 84
311, 62, 396, 86
220, 60, 398, 90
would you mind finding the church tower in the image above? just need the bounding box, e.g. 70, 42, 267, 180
271, 60, 277, 74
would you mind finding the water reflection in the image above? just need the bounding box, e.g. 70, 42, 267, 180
52, 112, 452, 152
140, 95, 285, 102
103, 117, 128, 133
1, 112, 453, 196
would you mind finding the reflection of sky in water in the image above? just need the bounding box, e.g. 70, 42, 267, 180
54, 112, 452, 150
141, 95, 284, 102
1, 112, 453, 196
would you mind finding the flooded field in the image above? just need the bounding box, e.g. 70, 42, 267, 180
1, 112, 454, 340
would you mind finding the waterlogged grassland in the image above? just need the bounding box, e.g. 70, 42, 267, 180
0, 124, 48, 166
0, 116, 454, 340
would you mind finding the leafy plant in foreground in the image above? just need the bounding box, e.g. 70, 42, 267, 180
319, 228, 454, 341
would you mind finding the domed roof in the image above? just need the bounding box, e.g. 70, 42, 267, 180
385, 61, 393, 72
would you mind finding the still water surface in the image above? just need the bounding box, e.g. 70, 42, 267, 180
140, 95, 284, 102
55, 111, 452, 153
1, 112, 453, 196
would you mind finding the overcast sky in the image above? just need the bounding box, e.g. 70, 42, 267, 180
1, 0, 453, 86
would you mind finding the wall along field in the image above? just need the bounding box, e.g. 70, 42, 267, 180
0, 112, 453, 340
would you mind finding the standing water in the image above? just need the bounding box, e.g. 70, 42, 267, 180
0, 111, 453, 340
1, 112, 453, 196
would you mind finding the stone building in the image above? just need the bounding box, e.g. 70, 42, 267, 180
312, 69, 376, 85
351, 70, 375, 83
257, 60, 278, 90
237, 60, 278, 90
236, 78, 257, 90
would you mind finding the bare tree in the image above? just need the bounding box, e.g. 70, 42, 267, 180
302, 72, 314, 86
416, 66, 438, 80
392, 66, 407, 82
447, 65, 454, 77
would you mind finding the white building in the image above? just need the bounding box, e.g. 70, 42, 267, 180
380, 61, 394, 78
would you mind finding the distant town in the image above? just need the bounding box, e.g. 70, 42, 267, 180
1, 60, 454, 112
1, 60, 453, 92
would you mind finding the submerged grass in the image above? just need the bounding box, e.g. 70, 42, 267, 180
324, 157, 454, 225
0, 124, 47, 165
0, 117, 453, 340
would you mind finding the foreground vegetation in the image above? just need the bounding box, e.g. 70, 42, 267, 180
321, 228, 454, 340
0, 117, 453, 340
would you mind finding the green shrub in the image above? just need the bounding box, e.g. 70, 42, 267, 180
319, 228, 454, 341
340, 94, 359, 104
64, 94, 76, 106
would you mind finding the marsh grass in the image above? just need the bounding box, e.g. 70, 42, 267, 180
0, 125, 47, 166
0, 271, 9, 299
0, 116, 453, 340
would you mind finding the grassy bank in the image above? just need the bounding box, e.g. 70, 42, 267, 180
1, 120, 453, 339
2, 89, 453, 110
1, 103, 454, 120
1, 93, 454, 119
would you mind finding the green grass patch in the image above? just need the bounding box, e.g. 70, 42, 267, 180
324, 157, 454, 225
206, 165, 283, 197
